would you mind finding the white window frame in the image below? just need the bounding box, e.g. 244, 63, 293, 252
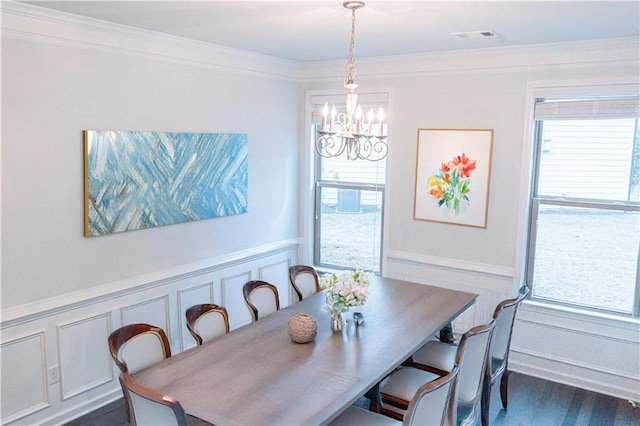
516, 78, 640, 318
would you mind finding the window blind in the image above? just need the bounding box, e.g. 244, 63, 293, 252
534, 97, 640, 120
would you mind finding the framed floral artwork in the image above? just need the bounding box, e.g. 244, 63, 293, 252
413, 128, 493, 228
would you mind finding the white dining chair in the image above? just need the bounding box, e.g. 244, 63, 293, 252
379, 321, 495, 425
108, 323, 171, 374
331, 364, 460, 426
243, 280, 280, 321
289, 265, 321, 301
108, 323, 172, 423
120, 372, 189, 426
481, 286, 528, 426
185, 304, 230, 345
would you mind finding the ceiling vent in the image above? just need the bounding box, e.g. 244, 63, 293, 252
451, 30, 496, 39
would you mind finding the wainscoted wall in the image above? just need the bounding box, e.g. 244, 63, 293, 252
385, 253, 640, 404
511, 303, 640, 404
0, 242, 298, 425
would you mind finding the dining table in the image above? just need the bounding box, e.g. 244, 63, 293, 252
133, 275, 477, 425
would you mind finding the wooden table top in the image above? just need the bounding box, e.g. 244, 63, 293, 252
133, 276, 477, 425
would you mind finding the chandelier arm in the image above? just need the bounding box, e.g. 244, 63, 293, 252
316, 135, 347, 158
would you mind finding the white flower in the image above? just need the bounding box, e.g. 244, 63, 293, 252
321, 269, 370, 312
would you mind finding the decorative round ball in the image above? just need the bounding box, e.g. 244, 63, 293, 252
287, 314, 317, 344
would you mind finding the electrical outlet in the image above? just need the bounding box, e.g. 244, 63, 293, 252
48, 366, 60, 385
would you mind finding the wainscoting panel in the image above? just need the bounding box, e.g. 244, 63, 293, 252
510, 303, 640, 402
58, 313, 113, 400
221, 271, 253, 330
120, 295, 171, 343
0, 331, 49, 424
0, 241, 298, 425
177, 281, 215, 351
258, 258, 292, 309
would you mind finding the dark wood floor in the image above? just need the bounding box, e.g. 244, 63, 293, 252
65, 372, 639, 425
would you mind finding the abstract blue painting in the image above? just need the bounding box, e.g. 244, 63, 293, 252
84, 131, 248, 236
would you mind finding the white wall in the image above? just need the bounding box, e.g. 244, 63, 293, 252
1, 4, 300, 310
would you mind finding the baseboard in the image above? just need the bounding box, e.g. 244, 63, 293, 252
39, 389, 122, 426
510, 354, 639, 402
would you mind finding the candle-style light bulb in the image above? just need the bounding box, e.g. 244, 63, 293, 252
330, 104, 337, 132
377, 107, 385, 137
367, 109, 374, 136
321, 103, 329, 132
355, 105, 363, 134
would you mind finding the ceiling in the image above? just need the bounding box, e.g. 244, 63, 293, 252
22, 1, 640, 63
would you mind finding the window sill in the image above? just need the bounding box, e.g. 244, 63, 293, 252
520, 300, 640, 337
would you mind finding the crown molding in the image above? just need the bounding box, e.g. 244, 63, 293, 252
1, 1, 301, 80
300, 36, 640, 82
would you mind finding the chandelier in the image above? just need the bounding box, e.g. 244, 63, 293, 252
315, 1, 388, 161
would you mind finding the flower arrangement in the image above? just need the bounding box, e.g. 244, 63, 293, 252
428, 153, 477, 215
320, 269, 370, 314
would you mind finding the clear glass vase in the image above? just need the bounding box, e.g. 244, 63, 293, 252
330, 310, 344, 333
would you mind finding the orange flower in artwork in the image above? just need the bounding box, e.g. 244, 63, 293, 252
429, 185, 444, 198
440, 162, 451, 180
428, 175, 446, 199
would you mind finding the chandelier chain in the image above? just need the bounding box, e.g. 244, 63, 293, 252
344, 7, 357, 86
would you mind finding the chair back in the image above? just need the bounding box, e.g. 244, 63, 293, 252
243, 280, 280, 321
289, 265, 320, 301
456, 321, 495, 405
119, 372, 188, 426
404, 364, 460, 426
108, 324, 171, 374
186, 304, 229, 345
491, 286, 529, 365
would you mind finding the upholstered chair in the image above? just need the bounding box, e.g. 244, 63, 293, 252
185, 304, 230, 345
108, 323, 172, 423
242, 280, 280, 322
289, 265, 321, 301
108, 323, 171, 374
331, 364, 460, 426
119, 372, 188, 426
481, 286, 529, 426
379, 321, 495, 425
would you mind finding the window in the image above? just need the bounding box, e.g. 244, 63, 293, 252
526, 93, 640, 316
310, 93, 388, 274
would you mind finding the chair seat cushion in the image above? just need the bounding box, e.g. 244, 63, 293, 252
380, 367, 440, 403
329, 406, 400, 426
412, 340, 457, 372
